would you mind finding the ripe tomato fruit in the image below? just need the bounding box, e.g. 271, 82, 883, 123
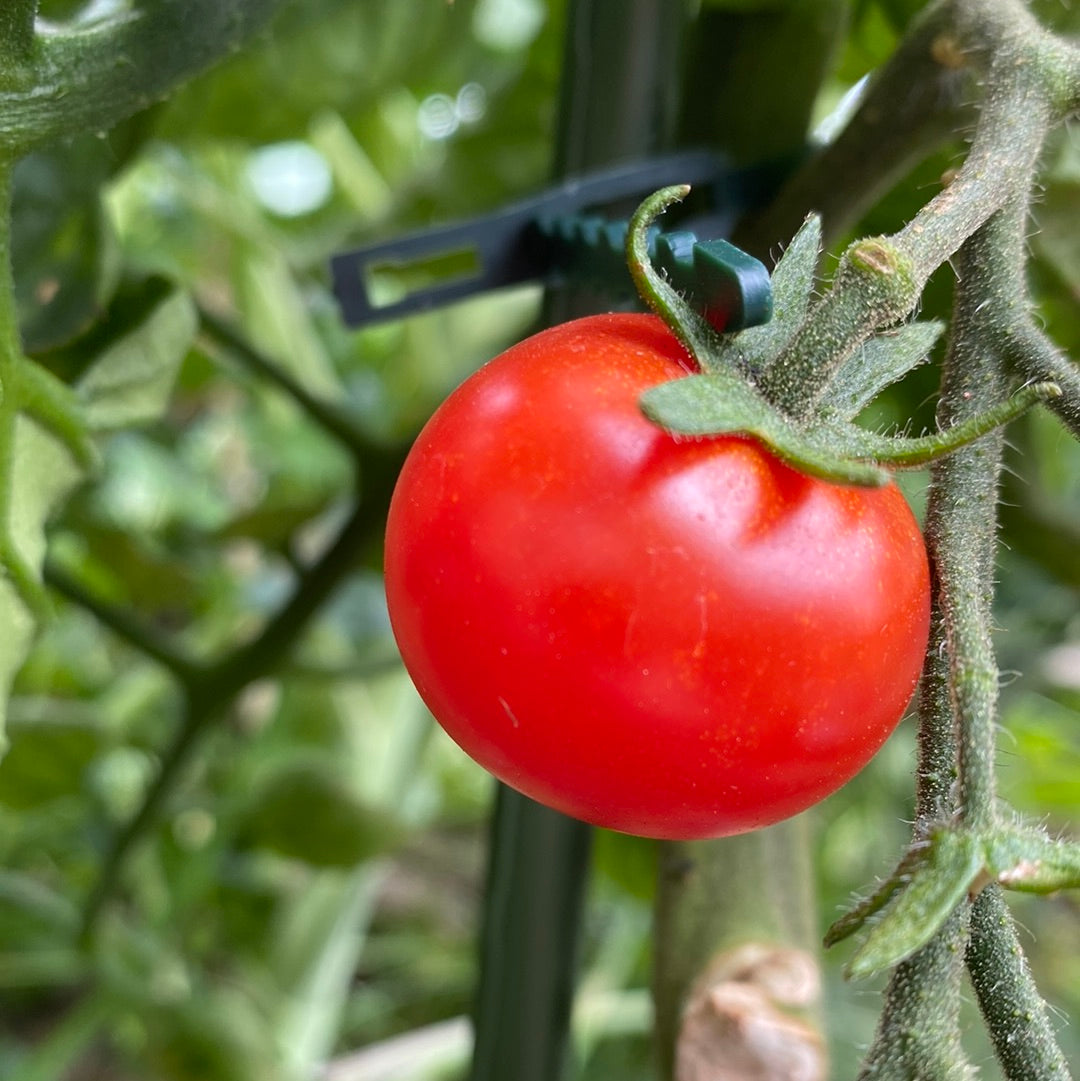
384, 313, 931, 839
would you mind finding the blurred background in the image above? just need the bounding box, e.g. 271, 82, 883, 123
0, 1, 1077, 1078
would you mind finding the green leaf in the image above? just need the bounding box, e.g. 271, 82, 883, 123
235, 246, 343, 399
641, 371, 890, 486
237, 759, 402, 868
0, 869, 82, 932
821, 320, 944, 419
0, 713, 104, 810
156, 0, 477, 145
721, 213, 821, 375
59, 523, 201, 612
13, 137, 120, 355
0, 417, 85, 758
824, 847, 921, 948
76, 278, 197, 431
846, 830, 983, 978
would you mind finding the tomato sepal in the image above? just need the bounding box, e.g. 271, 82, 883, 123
827, 381, 1061, 469
714, 211, 822, 378
819, 319, 945, 420
985, 829, 1080, 895
641, 373, 892, 486
625, 185, 727, 366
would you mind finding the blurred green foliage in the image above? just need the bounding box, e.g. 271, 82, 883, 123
0, 1, 1076, 1079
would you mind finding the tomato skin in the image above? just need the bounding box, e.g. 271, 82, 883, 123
384, 313, 931, 840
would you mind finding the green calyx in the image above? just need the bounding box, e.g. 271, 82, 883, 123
626, 188, 1060, 487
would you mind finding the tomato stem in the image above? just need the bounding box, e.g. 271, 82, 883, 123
777, 4, 1080, 1075
927, 205, 1014, 835
0, 0, 291, 156
847, 382, 1061, 468
1003, 321, 1080, 440
857, 906, 973, 1078
624, 185, 727, 369
759, 12, 1061, 421
968, 886, 1074, 1080
861, 198, 1074, 1078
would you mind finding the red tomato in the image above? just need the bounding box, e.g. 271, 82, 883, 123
384, 313, 931, 839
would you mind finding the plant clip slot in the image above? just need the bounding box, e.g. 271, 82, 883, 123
363, 247, 484, 312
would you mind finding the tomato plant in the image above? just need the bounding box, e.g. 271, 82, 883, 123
384, 312, 931, 839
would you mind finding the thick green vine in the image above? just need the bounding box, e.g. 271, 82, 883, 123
0, 0, 288, 152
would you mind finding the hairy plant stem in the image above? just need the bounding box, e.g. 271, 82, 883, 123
813, 3, 1080, 1058
942, 202, 1074, 1080
851, 206, 1008, 1080
966, 887, 1072, 1080
1005, 323, 1080, 439
758, 0, 1065, 420
926, 211, 1012, 833
857, 905, 973, 1081
913, 600, 956, 831
859, 198, 1073, 1077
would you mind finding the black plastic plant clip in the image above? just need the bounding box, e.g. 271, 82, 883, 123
537, 214, 771, 333
330, 149, 773, 333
